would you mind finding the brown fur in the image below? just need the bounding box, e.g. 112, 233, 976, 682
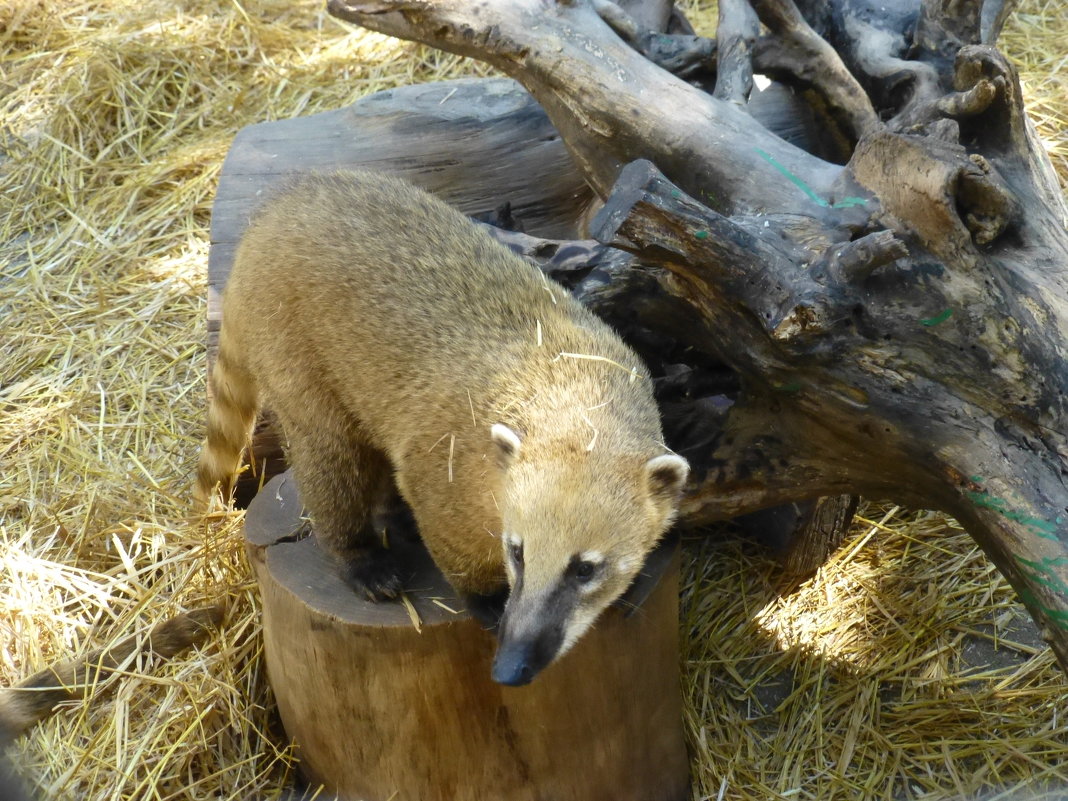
0, 607, 223, 743
196, 171, 688, 679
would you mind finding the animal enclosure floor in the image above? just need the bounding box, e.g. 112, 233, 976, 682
1, 1, 1066, 799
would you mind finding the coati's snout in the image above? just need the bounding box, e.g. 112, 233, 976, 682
490, 547, 592, 686
488, 424, 689, 686
491, 604, 563, 686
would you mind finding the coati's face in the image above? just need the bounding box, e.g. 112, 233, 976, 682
488, 424, 689, 686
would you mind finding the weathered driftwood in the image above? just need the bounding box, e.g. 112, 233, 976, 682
244, 472, 689, 801
319, 0, 1068, 671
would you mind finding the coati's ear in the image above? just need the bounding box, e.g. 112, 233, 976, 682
490, 424, 522, 469
644, 453, 689, 501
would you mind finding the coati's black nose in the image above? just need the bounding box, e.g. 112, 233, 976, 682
491, 645, 536, 686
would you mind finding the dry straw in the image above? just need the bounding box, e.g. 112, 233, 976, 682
0, 0, 1065, 799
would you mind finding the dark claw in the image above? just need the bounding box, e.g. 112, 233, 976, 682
343, 547, 403, 601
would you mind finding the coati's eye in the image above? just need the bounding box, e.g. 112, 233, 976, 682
510, 540, 523, 565
573, 560, 596, 583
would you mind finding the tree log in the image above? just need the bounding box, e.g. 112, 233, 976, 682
323, 0, 1068, 672
244, 472, 689, 801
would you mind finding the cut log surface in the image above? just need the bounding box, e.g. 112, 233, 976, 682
244, 472, 690, 801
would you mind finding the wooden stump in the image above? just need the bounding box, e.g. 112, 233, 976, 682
244, 471, 690, 801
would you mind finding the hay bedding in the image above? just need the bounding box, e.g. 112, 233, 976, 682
0, 0, 1064, 798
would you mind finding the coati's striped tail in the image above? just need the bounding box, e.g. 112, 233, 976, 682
194, 331, 258, 510
0, 606, 224, 744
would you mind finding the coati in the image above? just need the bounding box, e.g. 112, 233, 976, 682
195, 170, 689, 686
0, 607, 222, 801
0, 606, 223, 742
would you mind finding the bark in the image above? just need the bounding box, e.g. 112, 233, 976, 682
326, 0, 1068, 672
326, 0, 840, 216
592, 0, 717, 80
714, 0, 759, 104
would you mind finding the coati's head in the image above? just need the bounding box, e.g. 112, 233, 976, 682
487, 423, 689, 686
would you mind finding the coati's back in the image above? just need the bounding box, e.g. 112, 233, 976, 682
195, 171, 535, 503
220, 171, 647, 443
197, 170, 689, 685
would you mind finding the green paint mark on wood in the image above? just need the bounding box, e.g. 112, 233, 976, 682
755, 148, 867, 209
670, 189, 682, 199
966, 488, 1060, 539
920, 308, 953, 327
1015, 555, 1068, 596
1018, 589, 1068, 629
694, 230, 709, 240
775, 380, 802, 393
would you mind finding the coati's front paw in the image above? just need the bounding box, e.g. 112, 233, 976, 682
463, 588, 509, 631
342, 547, 403, 601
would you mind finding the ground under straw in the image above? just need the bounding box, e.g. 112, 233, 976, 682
1, 1, 1066, 799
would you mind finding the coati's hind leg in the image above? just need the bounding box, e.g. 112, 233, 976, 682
278, 412, 401, 601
